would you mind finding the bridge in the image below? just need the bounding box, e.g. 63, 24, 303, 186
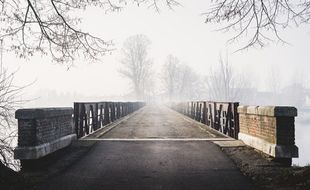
13, 101, 299, 190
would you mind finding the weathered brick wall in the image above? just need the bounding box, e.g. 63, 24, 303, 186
15, 108, 74, 147
239, 114, 277, 144
238, 106, 298, 159
36, 115, 73, 145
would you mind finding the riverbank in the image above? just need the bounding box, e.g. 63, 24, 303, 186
222, 145, 310, 190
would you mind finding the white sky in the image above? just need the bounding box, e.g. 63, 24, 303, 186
3, 0, 310, 102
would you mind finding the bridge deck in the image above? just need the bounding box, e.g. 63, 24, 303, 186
97, 105, 224, 139
32, 105, 256, 190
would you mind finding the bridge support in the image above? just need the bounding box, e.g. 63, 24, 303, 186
14, 108, 76, 170
238, 106, 298, 166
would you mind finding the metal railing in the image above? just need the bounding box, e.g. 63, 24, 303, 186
73, 101, 145, 138
170, 101, 239, 139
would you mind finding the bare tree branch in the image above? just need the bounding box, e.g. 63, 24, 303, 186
0, 0, 181, 66
205, 0, 310, 49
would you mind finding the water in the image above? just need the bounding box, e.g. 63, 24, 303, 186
293, 111, 310, 166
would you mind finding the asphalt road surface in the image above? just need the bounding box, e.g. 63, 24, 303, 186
100, 105, 224, 139
32, 105, 256, 190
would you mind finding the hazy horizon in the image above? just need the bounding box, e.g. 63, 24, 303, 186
1, 0, 310, 107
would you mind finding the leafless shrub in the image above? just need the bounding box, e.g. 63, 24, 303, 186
0, 67, 30, 171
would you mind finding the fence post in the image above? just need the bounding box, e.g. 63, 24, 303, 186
233, 102, 239, 139
74, 103, 79, 137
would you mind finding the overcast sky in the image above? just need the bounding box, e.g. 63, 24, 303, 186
3, 0, 310, 104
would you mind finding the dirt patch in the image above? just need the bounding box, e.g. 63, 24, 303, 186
222, 146, 310, 190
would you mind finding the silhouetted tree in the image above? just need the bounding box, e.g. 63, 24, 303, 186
119, 34, 153, 100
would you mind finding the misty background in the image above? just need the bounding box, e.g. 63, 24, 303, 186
1, 1, 310, 166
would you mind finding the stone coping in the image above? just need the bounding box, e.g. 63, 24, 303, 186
238, 133, 298, 158
237, 105, 297, 117
14, 134, 77, 160
15, 107, 73, 119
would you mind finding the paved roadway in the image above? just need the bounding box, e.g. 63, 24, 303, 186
100, 105, 223, 139
32, 105, 256, 190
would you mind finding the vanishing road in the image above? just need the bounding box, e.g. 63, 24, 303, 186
32, 105, 256, 190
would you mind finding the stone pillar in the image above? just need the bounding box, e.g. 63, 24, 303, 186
238, 106, 298, 165
14, 108, 76, 162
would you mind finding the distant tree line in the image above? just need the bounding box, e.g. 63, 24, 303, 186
120, 34, 308, 107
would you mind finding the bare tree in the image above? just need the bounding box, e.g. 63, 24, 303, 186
119, 34, 153, 100
162, 55, 201, 101
0, 0, 179, 65
205, 0, 310, 49
177, 64, 202, 100
0, 41, 29, 171
205, 54, 251, 102
162, 55, 179, 100
0, 69, 28, 171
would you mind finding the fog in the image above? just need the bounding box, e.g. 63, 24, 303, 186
1, 1, 310, 166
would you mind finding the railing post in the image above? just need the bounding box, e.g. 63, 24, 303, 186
199, 102, 202, 121
99, 104, 104, 128
202, 102, 207, 124
186, 102, 191, 117
117, 102, 121, 119
233, 102, 239, 139
209, 102, 214, 129
80, 104, 86, 137
93, 103, 99, 130
191, 102, 195, 118
74, 103, 79, 137
104, 102, 110, 124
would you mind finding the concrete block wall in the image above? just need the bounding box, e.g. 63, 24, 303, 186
238, 106, 298, 160
14, 108, 76, 160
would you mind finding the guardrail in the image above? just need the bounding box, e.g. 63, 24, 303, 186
74, 102, 145, 138
170, 101, 239, 139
